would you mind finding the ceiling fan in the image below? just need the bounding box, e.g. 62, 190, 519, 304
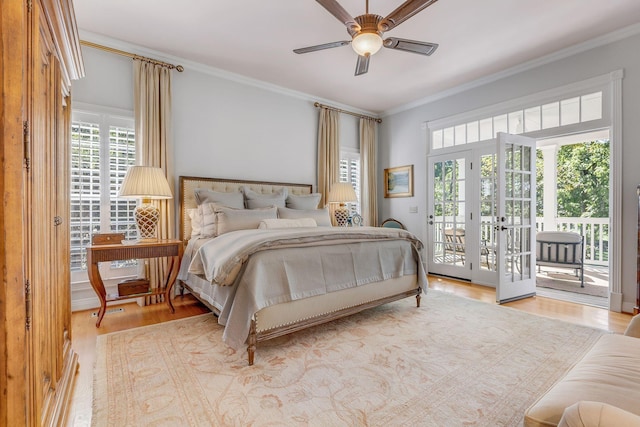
294, 0, 439, 76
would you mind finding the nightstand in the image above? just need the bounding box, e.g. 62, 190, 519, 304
86, 239, 183, 327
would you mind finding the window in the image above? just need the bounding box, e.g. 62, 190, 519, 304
431, 91, 603, 150
339, 149, 361, 217
70, 108, 138, 276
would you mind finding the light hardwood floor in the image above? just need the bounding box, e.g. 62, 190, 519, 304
66, 276, 633, 426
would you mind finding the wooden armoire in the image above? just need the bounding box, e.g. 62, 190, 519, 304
1, 0, 84, 425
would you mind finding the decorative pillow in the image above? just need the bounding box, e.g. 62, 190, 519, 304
286, 193, 322, 210
198, 202, 221, 237
194, 188, 244, 209
215, 206, 278, 235
187, 208, 203, 238
278, 207, 332, 227
242, 186, 287, 209
258, 218, 317, 229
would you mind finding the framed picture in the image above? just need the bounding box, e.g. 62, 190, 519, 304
384, 165, 414, 198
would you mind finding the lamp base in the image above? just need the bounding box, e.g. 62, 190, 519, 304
134, 203, 160, 241
334, 206, 350, 227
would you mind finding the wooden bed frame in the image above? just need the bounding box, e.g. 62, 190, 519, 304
178, 176, 422, 365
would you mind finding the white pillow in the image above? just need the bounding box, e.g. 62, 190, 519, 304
198, 203, 221, 237
258, 218, 317, 229
187, 208, 202, 238
242, 186, 287, 209
215, 206, 278, 235
286, 193, 322, 210
278, 207, 332, 227
194, 188, 244, 209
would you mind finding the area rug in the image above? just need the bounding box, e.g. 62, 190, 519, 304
92, 290, 605, 427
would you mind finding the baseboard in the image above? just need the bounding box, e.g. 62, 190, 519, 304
609, 291, 623, 312
621, 300, 636, 314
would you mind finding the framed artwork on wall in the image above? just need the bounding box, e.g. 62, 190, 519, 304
384, 164, 413, 198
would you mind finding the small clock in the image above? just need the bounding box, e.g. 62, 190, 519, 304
351, 213, 363, 226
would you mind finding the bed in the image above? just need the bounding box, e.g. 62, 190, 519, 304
177, 176, 427, 365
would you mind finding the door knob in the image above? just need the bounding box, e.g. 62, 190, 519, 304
54, 216, 62, 226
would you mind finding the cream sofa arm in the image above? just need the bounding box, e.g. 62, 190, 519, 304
624, 314, 640, 338
558, 401, 640, 427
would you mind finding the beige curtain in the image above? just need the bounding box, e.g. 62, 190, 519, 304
317, 108, 340, 224
134, 59, 175, 304
360, 118, 378, 226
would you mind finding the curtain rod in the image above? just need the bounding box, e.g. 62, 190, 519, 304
314, 102, 382, 123
80, 40, 184, 72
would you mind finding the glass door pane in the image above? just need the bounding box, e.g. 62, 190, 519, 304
428, 152, 470, 280
479, 152, 497, 272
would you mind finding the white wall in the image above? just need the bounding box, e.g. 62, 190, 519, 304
74, 46, 360, 191
379, 32, 640, 312
73, 47, 134, 111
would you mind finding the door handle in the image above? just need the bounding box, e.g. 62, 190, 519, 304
54, 216, 62, 226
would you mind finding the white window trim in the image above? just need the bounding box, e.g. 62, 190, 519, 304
70, 102, 138, 287
427, 70, 620, 134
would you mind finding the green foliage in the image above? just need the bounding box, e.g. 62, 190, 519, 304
555, 141, 610, 218
536, 150, 544, 216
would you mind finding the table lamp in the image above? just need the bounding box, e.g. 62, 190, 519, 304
118, 166, 173, 241
327, 182, 357, 227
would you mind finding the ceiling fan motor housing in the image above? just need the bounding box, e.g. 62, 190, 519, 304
352, 14, 384, 38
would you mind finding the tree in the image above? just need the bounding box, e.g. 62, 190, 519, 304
555, 141, 610, 218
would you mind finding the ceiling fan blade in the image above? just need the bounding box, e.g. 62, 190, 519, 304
379, 0, 439, 32
316, 0, 360, 32
383, 37, 438, 56
355, 54, 370, 76
293, 40, 350, 54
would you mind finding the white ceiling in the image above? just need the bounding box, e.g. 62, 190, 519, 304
73, 0, 640, 114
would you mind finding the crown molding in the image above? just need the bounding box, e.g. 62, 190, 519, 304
382, 22, 640, 117
78, 30, 380, 119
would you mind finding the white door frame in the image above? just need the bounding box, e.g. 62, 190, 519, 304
424, 70, 623, 311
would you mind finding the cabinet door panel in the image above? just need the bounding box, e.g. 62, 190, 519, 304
27, 2, 78, 425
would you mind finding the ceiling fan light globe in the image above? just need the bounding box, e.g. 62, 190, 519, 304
351, 32, 383, 56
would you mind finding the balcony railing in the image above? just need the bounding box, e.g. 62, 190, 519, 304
536, 217, 609, 266
473, 216, 609, 267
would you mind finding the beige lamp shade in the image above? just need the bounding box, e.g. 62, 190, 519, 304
327, 182, 357, 204
328, 182, 357, 227
119, 166, 172, 241
118, 166, 173, 200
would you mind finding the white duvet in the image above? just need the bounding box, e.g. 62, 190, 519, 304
183, 226, 427, 349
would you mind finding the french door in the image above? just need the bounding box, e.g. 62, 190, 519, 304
495, 132, 537, 303
427, 152, 471, 280
427, 133, 536, 303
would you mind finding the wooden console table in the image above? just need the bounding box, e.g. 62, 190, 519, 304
86, 239, 183, 327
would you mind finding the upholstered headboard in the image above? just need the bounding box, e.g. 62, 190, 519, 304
179, 176, 313, 242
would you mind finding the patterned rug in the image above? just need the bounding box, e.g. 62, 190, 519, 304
92, 290, 605, 426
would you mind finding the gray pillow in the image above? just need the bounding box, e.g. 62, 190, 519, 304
215, 206, 278, 235
242, 186, 287, 209
286, 193, 322, 210
194, 188, 244, 209
278, 206, 332, 227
